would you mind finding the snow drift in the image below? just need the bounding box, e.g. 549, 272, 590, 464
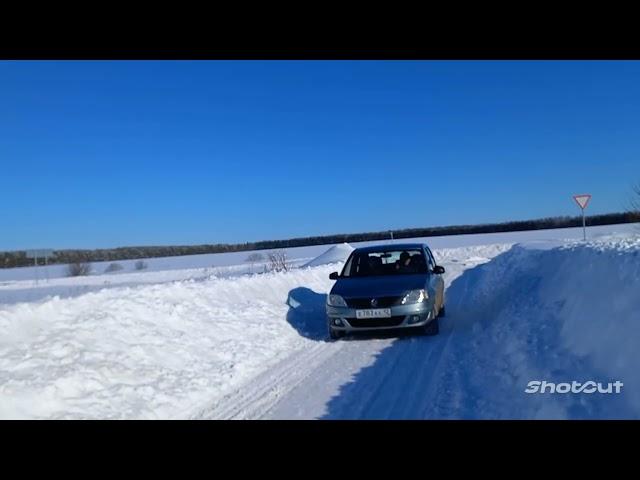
440, 235, 640, 419
302, 243, 354, 268
0, 266, 337, 419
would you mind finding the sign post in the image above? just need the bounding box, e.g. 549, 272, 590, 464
572, 194, 591, 241
26, 249, 55, 284
26, 249, 54, 266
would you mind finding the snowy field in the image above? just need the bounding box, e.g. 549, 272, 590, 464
1, 222, 639, 419
0, 223, 635, 304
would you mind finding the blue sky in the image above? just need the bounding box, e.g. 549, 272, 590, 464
1, 60, 639, 250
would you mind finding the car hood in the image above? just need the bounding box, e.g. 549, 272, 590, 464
330, 274, 428, 298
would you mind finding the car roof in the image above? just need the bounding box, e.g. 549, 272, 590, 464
353, 243, 427, 254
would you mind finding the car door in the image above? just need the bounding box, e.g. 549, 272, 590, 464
425, 246, 445, 310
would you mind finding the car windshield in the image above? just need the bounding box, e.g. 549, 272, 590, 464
341, 249, 428, 277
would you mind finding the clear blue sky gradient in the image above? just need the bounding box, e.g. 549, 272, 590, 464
1, 60, 639, 250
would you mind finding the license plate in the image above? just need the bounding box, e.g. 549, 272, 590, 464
356, 308, 392, 319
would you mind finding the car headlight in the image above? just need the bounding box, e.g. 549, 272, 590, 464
401, 289, 428, 304
327, 294, 348, 307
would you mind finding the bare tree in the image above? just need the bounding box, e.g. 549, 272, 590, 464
631, 183, 640, 221
245, 252, 264, 273
134, 260, 148, 271
67, 261, 91, 277
266, 250, 289, 272
104, 262, 124, 273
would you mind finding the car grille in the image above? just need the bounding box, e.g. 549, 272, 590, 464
348, 316, 406, 328
345, 296, 402, 308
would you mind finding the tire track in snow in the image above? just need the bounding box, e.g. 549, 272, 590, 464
344, 338, 406, 419
325, 326, 454, 419
193, 341, 345, 419
263, 337, 396, 419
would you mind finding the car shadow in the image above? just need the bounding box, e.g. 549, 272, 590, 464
285, 287, 329, 341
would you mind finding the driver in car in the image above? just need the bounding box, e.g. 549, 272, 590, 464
396, 251, 411, 271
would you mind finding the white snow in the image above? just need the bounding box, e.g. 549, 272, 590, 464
1, 222, 639, 419
426, 235, 640, 419
302, 243, 354, 268
0, 266, 335, 419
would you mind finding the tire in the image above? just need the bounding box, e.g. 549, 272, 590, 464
329, 326, 344, 340
422, 317, 439, 335
421, 305, 440, 336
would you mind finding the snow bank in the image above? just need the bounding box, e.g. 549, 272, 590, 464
446, 234, 640, 418
302, 243, 354, 268
0, 265, 337, 419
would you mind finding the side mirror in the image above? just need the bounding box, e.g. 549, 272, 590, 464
433, 265, 445, 275
329, 272, 339, 280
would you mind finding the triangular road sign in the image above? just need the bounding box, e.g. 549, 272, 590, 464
573, 194, 591, 209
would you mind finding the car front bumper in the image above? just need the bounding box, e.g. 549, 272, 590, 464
326, 301, 436, 332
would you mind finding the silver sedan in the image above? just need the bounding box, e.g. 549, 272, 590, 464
326, 243, 445, 339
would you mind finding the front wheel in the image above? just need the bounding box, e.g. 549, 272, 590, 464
329, 326, 345, 340
421, 308, 440, 336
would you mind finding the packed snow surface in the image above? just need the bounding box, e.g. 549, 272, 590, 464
1, 223, 639, 419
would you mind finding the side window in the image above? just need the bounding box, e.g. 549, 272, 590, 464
424, 247, 435, 270
341, 253, 354, 277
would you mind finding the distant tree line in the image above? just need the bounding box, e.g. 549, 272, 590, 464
1, 211, 637, 269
